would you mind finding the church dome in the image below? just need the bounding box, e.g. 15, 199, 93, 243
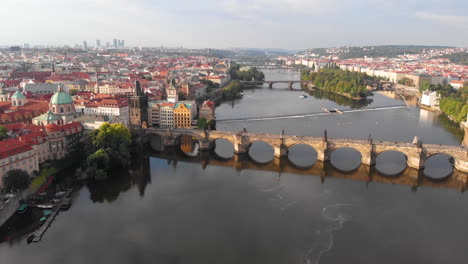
11, 90, 26, 99
50, 91, 73, 105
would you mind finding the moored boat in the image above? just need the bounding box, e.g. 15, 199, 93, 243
17, 204, 28, 214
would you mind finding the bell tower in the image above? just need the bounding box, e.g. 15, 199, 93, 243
128, 80, 148, 130
167, 78, 178, 103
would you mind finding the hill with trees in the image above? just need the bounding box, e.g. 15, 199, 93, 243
436, 52, 468, 65
299, 45, 452, 59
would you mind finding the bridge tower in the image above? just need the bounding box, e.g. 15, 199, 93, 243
128, 80, 148, 130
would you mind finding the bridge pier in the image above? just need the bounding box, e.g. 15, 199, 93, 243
274, 144, 288, 158
406, 149, 425, 171
454, 158, 468, 173
316, 142, 329, 162
288, 82, 293, 90
361, 144, 375, 166
268, 82, 273, 89
198, 139, 212, 151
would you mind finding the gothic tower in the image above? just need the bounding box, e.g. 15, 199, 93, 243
128, 80, 148, 130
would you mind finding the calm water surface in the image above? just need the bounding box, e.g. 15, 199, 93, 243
1, 70, 467, 264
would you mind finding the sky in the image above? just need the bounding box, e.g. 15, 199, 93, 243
1, 0, 467, 50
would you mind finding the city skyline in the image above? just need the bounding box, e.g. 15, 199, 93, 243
1, 0, 468, 49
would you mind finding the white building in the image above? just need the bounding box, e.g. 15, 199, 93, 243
450, 81, 464, 90
421, 91, 440, 107
159, 103, 175, 128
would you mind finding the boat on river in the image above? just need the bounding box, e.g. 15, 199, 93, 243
17, 204, 28, 214
299, 94, 308, 99
35, 204, 54, 209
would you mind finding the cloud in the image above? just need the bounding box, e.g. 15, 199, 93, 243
0, 0, 171, 46
416, 11, 468, 30
219, 0, 338, 20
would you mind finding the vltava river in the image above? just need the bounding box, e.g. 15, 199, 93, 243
1, 70, 467, 264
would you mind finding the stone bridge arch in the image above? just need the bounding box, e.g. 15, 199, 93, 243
144, 128, 468, 176
328, 139, 371, 166
373, 149, 409, 176
283, 137, 326, 161
374, 142, 422, 170
424, 145, 468, 173
246, 139, 275, 164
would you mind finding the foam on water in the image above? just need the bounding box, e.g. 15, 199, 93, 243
304, 203, 356, 264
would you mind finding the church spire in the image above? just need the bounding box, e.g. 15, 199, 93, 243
135, 80, 142, 96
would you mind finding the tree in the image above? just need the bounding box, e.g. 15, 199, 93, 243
79, 123, 132, 180
419, 81, 431, 92
3, 169, 30, 192
197, 117, 213, 130
69, 90, 79, 96
87, 149, 111, 170
178, 91, 187, 101
0, 125, 7, 140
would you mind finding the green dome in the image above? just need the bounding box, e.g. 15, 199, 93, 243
11, 90, 26, 99
50, 91, 73, 105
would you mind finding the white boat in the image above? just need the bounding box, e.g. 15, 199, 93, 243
299, 94, 308, 99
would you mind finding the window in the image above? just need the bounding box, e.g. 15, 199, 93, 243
60, 107, 64, 113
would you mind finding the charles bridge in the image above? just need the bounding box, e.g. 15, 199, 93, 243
145, 128, 468, 183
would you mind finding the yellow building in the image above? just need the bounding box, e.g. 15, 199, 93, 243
173, 103, 192, 128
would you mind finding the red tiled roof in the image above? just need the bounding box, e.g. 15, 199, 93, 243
0, 139, 33, 159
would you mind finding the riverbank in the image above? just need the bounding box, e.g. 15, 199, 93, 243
303, 85, 367, 100
0, 152, 82, 230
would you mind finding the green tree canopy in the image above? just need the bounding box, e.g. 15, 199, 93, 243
229, 65, 265, 81
0, 125, 7, 140
80, 123, 133, 180
301, 68, 376, 98
3, 169, 30, 192
419, 81, 432, 92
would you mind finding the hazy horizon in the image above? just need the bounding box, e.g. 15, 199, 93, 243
1, 0, 467, 49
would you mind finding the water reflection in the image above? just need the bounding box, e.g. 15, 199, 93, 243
150, 148, 468, 192
86, 155, 151, 203
330, 148, 362, 172
178, 135, 199, 157
375, 151, 407, 176
288, 144, 318, 168
308, 89, 373, 108
248, 141, 274, 163
212, 139, 234, 159
424, 154, 454, 180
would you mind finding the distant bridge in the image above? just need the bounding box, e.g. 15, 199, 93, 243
239, 64, 296, 70
145, 128, 468, 178
240, 80, 314, 89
